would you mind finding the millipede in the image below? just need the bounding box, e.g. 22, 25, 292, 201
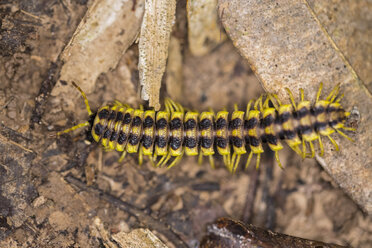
57, 82, 355, 173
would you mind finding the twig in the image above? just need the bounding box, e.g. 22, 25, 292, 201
64, 174, 188, 248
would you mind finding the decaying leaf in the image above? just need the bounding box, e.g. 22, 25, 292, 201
187, 0, 226, 56
139, 0, 177, 110
218, 0, 372, 214
51, 0, 145, 108
112, 228, 168, 248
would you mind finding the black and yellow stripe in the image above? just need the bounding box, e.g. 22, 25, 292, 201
57, 82, 356, 173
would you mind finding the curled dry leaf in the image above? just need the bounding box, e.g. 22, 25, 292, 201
51, 0, 145, 108
139, 0, 177, 110
187, 0, 226, 56
218, 0, 372, 214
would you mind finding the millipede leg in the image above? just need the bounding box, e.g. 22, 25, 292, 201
318, 136, 324, 156
245, 100, 253, 116
168, 152, 184, 169
223, 154, 228, 168
230, 152, 237, 173
342, 126, 356, 131
335, 129, 354, 142
335, 94, 344, 103
254, 95, 264, 111
316, 82, 323, 103
268, 93, 280, 110
285, 87, 297, 111
327, 135, 339, 151
118, 151, 127, 163
245, 151, 253, 169
301, 139, 307, 159
198, 152, 203, 165
169, 99, 180, 112
158, 152, 172, 167
326, 83, 340, 102
263, 96, 271, 109
57, 121, 90, 136
255, 153, 261, 170
308, 141, 315, 158
233, 154, 241, 174
300, 88, 305, 101
164, 99, 172, 113
209, 155, 215, 169
234, 103, 239, 111
274, 151, 283, 169
157, 155, 166, 167
138, 146, 143, 165
224, 154, 232, 171
290, 145, 302, 156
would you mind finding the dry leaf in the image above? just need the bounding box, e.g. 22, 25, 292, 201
219, 0, 372, 214
51, 0, 145, 108
112, 228, 168, 248
139, 0, 177, 110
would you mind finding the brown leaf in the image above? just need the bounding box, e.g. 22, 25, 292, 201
218, 0, 372, 214
51, 0, 145, 108
138, 0, 177, 110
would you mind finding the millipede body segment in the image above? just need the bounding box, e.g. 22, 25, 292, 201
57, 82, 355, 172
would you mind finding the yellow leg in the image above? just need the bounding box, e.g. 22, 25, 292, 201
285, 88, 297, 111
335, 94, 344, 103
209, 155, 215, 169
335, 129, 354, 142
308, 141, 315, 158
316, 83, 323, 103
118, 151, 127, 163
290, 145, 302, 156
318, 136, 324, 156
223, 154, 228, 168
156, 155, 166, 167
230, 152, 237, 173
263, 96, 270, 109
177, 102, 184, 113
300, 88, 305, 101
342, 126, 356, 132
274, 151, 283, 169
268, 93, 280, 110
138, 146, 143, 166
326, 83, 340, 102
327, 135, 339, 151
224, 154, 232, 171
72, 81, 93, 116
57, 121, 90, 136
164, 99, 172, 113
256, 153, 261, 170
254, 95, 264, 111
245, 151, 253, 169
302, 139, 307, 159
233, 154, 241, 174
198, 152, 203, 165
157, 152, 172, 167
168, 98, 180, 112
167, 152, 184, 169
245, 100, 253, 116
234, 103, 239, 111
